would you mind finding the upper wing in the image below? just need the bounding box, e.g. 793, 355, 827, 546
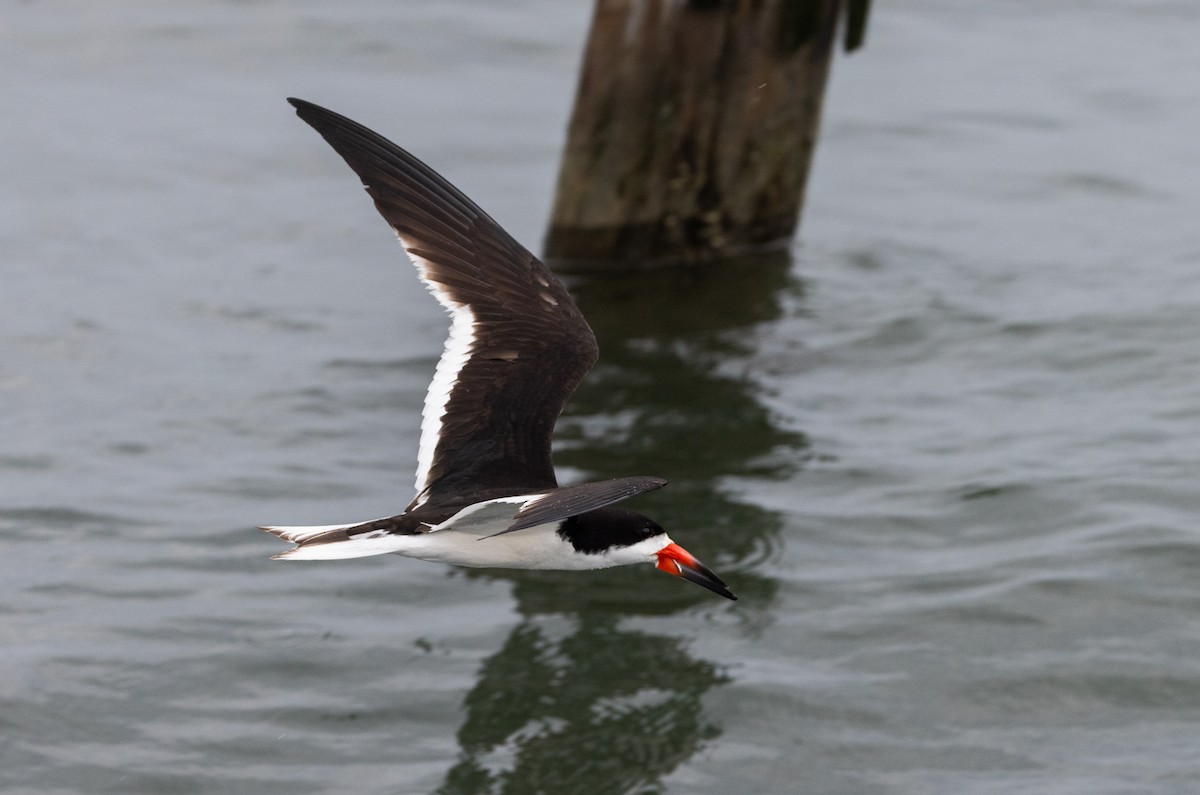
289, 99, 599, 508
487, 476, 669, 537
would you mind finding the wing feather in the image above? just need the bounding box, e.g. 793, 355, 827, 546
487, 476, 669, 537
289, 99, 599, 507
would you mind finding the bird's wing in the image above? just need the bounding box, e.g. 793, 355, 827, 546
488, 476, 669, 537
289, 99, 598, 508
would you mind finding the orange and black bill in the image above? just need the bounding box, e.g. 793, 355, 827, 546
656, 543, 737, 600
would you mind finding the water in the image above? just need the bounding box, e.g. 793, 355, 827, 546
4, 2, 1200, 792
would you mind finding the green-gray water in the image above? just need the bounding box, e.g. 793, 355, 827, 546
4, 2, 1200, 793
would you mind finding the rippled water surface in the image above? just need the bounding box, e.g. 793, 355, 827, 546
4, 2, 1200, 793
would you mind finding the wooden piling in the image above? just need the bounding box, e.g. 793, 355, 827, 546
545, 0, 865, 267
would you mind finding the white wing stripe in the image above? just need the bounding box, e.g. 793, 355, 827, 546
407, 248, 478, 506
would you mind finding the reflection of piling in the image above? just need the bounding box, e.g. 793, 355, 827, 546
545, 0, 869, 267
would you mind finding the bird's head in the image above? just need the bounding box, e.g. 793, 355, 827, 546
559, 508, 736, 600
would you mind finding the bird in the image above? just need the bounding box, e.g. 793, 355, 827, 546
261, 98, 736, 601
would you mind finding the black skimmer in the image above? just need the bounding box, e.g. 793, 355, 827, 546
261, 99, 735, 601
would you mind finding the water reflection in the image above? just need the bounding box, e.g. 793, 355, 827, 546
560, 249, 806, 596
437, 251, 805, 794
436, 616, 726, 795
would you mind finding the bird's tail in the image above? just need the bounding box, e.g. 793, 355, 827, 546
259, 522, 408, 560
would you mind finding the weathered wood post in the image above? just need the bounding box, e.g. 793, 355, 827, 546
545, 0, 868, 267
